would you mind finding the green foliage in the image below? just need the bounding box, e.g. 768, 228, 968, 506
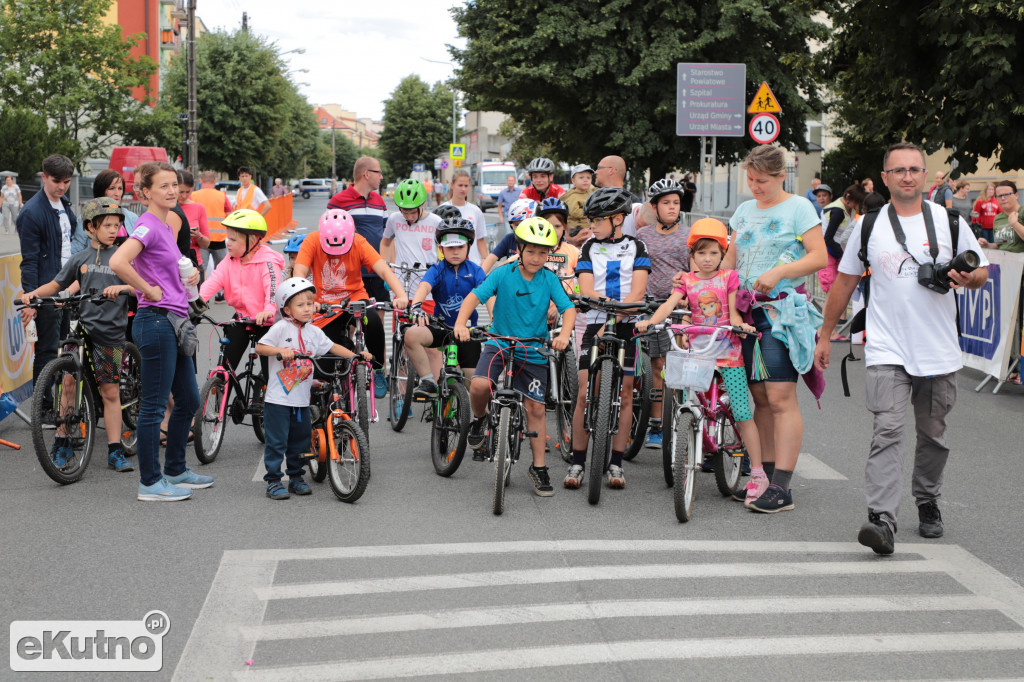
308, 130, 358, 180
826, 0, 1024, 174
822, 136, 887, 199
496, 117, 558, 170
451, 0, 828, 179
163, 30, 316, 178
0, 109, 76, 179
361, 147, 393, 183
0, 0, 159, 165
378, 76, 455, 178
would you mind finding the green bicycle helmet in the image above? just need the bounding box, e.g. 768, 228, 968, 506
221, 208, 268, 235
514, 217, 558, 248
394, 179, 427, 209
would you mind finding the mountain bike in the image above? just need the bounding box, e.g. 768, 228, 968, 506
192, 316, 268, 464
20, 292, 141, 484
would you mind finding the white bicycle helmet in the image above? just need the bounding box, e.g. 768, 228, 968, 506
507, 198, 537, 223
276, 277, 317, 314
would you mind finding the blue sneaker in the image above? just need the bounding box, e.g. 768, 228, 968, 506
644, 431, 663, 449
266, 481, 290, 500
288, 478, 312, 495
50, 442, 72, 468
164, 467, 214, 489
374, 369, 388, 399
108, 449, 134, 472
138, 478, 193, 502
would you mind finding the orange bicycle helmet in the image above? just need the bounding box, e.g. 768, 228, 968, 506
687, 217, 729, 251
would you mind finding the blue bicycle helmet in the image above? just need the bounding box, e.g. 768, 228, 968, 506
537, 197, 569, 220
284, 234, 306, 254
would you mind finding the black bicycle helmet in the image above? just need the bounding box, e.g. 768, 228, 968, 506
525, 157, 555, 174
583, 186, 634, 218
647, 178, 685, 204
537, 197, 569, 220
434, 217, 477, 247
433, 204, 462, 221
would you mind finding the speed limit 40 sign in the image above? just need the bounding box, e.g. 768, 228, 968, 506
749, 113, 780, 144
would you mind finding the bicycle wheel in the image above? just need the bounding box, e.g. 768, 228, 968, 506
327, 417, 371, 503
249, 373, 267, 444
32, 357, 95, 484
119, 343, 142, 456
492, 407, 513, 515
587, 358, 615, 506
193, 375, 228, 464
555, 347, 577, 464
713, 399, 744, 496
353, 362, 371, 444
662, 388, 677, 486
308, 426, 328, 482
431, 380, 470, 477
672, 411, 697, 522
388, 343, 415, 432
623, 349, 652, 461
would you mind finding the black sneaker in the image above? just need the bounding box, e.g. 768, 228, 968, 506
467, 416, 487, 450
917, 500, 943, 538
529, 465, 554, 497
748, 484, 794, 513
413, 378, 438, 399
858, 512, 895, 555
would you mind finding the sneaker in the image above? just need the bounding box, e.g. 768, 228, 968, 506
107, 449, 134, 473
563, 464, 585, 488
138, 478, 193, 502
607, 464, 626, 489
373, 369, 388, 399
50, 441, 72, 468
743, 473, 770, 508
748, 484, 794, 513
413, 378, 438, 399
528, 465, 554, 497
917, 500, 944, 538
467, 416, 487, 450
164, 467, 214, 489
740, 454, 751, 476
288, 478, 312, 496
644, 430, 663, 449
266, 481, 290, 500
858, 512, 895, 555
700, 455, 715, 473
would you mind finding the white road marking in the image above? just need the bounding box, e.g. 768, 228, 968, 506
796, 451, 848, 480
252, 457, 266, 482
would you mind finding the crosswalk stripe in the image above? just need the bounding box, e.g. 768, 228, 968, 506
796, 451, 848, 480
231, 632, 1024, 681
254, 559, 946, 600
241, 594, 999, 641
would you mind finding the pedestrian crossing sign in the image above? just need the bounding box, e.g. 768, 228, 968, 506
449, 144, 466, 160
747, 81, 782, 114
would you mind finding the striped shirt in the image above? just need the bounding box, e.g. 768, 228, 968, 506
576, 235, 651, 324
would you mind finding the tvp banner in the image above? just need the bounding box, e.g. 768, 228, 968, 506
957, 249, 1024, 381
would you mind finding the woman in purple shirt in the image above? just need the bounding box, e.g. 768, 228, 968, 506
111, 162, 213, 502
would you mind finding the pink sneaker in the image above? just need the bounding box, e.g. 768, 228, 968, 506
744, 473, 770, 508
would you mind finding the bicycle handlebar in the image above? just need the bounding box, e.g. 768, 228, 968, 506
570, 294, 654, 313
17, 289, 129, 310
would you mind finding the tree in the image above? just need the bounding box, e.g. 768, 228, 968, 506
162, 30, 317, 177
451, 0, 828, 180
0, 109, 77, 180
825, 1, 1024, 174
378, 76, 455, 178
0, 0, 159, 165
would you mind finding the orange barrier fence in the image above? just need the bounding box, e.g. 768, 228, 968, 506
265, 194, 297, 241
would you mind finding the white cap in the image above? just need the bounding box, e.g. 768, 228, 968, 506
570, 164, 594, 177
438, 234, 470, 248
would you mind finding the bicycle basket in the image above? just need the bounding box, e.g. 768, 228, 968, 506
664, 348, 717, 391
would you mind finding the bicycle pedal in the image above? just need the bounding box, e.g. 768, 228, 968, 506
523, 431, 539, 439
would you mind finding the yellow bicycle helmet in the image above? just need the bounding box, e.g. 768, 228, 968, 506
514, 217, 558, 248
221, 208, 268, 235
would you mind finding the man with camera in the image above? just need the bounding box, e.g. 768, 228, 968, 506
813, 142, 989, 556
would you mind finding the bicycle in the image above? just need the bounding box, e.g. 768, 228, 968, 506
19, 292, 141, 485
572, 295, 653, 505
385, 263, 429, 431
470, 329, 553, 516
660, 321, 753, 522
287, 353, 371, 503
548, 320, 578, 464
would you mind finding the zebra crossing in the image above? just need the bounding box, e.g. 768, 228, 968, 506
173, 540, 1024, 680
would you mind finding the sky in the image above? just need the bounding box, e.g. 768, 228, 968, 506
198, 0, 467, 121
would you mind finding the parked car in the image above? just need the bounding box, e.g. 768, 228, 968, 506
292, 178, 335, 199
215, 180, 240, 193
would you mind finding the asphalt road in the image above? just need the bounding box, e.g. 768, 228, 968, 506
2, 195, 1023, 679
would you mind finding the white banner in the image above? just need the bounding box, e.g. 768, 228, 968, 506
956, 249, 1024, 378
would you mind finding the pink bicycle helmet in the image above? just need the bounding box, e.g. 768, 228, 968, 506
318, 208, 356, 255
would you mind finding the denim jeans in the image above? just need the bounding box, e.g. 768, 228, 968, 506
133, 308, 201, 486
262, 402, 310, 483
33, 305, 67, 386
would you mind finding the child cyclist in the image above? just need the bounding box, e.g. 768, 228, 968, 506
21, 197, 136, 473
283, 234, 307, 278
454, 218, 576, 496
565, 187, 651, 490
380, 179, 441, 291
636, 218, 767, 506
256, 278, 372, 500
635, 178, 691, 449
406, 218, 487, 399
199, 208, 285, 378
481, 198, 536, 273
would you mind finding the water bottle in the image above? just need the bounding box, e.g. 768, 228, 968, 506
775, 239, 803, 266
25, 319, 38, 343
178, 256, 200, 301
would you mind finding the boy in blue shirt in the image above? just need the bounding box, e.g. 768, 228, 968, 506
405, 218, 488, 398
454, 218, 576, 496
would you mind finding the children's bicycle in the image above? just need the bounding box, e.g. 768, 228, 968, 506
661, 322, 753, 522
548, 321, 578, 464
471, 329, 553, 516
192, 316, 268, 464
386, 262, 430, 431
19, 292, 141, 484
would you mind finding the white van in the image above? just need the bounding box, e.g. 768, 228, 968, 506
292, 178, 335, 199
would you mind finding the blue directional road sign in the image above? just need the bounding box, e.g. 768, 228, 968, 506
413, 163, 425, 172
676, 63, 747, 137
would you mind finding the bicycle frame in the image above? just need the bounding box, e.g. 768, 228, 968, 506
203, 318, 263, 425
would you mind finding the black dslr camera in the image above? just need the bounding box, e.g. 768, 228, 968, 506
918, 250, 981, 294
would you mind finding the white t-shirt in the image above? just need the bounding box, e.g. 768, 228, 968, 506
621, 203, 643, 237
383, 211, 440, 292
442, 201, 487, 264
234, 184, 269, 210
261, 319, 336, 407
837, 202, 988, 376
50, 198, 72, 265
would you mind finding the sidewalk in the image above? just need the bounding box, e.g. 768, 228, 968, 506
1, 232, 20, 257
